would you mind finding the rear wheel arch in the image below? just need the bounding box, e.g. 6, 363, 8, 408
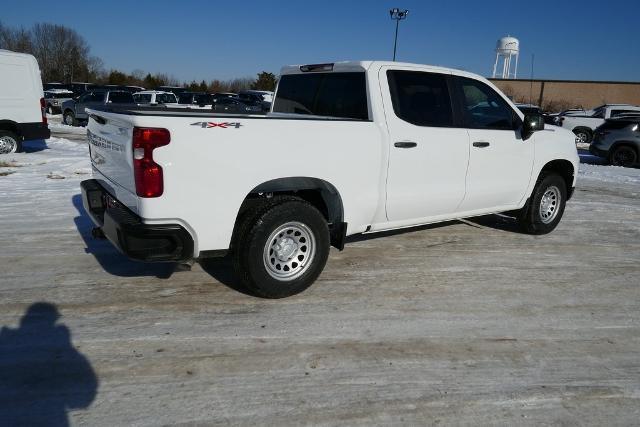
0, 120, 20, 136
233, 177, 345, 250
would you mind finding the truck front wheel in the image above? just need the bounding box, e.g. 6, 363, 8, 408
518, 172, 567, 235
232, 197, 330, 298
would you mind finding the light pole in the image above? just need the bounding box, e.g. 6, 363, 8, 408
389, 8, 409, 61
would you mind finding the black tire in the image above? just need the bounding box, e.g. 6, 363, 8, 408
573, 128, 592, 144
63, 110, 77, 126
0, 130, 22, 154
518, 172, 567, 235
47, 105, 54, 115
609, 145, 637, 167
232, 196, 330, 298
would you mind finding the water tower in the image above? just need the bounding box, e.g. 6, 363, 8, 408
492, 36, 519, 79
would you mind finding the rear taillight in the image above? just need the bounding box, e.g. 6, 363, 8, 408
40, 97, 47, 125
132, 127, 170, 198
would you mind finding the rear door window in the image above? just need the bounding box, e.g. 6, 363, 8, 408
386, 70, 454, 127
273, 72, 369, 120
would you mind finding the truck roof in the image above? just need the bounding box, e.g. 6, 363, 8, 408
278, 61, 503, 99
280, 61, 469, 77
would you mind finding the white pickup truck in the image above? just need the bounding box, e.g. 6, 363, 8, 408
557, 104, 640, 144
81, 61, 579, 298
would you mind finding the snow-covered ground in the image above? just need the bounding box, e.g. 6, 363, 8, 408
1, 123, 639, 426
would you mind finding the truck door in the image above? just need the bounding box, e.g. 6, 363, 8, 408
381, 67, 470, 222
453, 76, 534, 211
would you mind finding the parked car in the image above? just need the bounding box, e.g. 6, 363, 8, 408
0, 50, 50, 154
44, 89, 74, 114
124, 85, 145, 93
177, 92, 215, 107
156, 86, 187, 97
133, 90, 179, 106
515, 103, 542, 115
81, 60, 578, 298
61, 89, 135, 126
590, 117, 640, 167
70, 82, 97, 97
44, 82, 71, 91
238, 90, 273, 111
212, 92, 237, 101
213, 97, 262, 113
556, 104, 640, 144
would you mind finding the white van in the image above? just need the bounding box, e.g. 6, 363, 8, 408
0, 50, 50, 154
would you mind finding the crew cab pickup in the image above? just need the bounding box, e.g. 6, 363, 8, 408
557, 104, 640, 144
81, 61, 579, 298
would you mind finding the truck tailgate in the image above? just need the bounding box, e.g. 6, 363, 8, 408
86, 111, 136, 195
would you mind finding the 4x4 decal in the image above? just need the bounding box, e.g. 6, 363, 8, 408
191, 122, 242, 129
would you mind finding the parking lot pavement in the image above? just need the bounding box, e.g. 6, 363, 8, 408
0, 126, 639, 425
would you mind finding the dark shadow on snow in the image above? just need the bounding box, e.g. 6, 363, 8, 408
22, 139, 49, 153
578, 148, 607, 165
464, 214, 529, 234
198, 256, 260, 297
345, 220, 458, 243
0, 302, 98, 427
71, 194, 175, 279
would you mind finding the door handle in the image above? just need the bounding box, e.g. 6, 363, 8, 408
394, 141, 418, 148
472, 141, 490, 148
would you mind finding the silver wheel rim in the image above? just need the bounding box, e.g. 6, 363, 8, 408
575, 132, 587, 144
539, 185, 561, 224
263, 221, 316, 281
64, 113, 73, 125
0, 135, 17, 154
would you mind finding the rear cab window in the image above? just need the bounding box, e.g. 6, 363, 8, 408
273, 72, 369, 120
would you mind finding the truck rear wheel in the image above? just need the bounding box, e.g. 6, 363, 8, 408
518, 172, 567, 235
232, 197, 330, 298
0, 130, 22, 154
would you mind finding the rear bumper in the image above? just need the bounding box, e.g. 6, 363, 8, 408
16, 122, 50, 141
81, 179, 193, 262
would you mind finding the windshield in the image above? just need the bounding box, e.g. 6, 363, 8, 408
591, 107, 606, 118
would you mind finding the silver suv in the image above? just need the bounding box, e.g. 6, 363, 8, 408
590, 116, 640, 167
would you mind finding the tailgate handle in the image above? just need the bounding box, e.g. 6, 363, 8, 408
394, 141, 417, 148
89, 114, 107, 125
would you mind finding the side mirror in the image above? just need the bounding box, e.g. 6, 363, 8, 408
522, 113, 545, 140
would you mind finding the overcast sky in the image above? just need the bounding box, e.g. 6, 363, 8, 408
3, 0, 639, 82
